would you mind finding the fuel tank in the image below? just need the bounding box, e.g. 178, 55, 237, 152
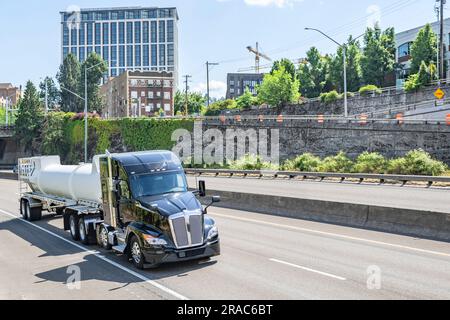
22, 156, 102, 204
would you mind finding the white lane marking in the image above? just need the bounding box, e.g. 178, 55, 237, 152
270, 258, 347, 281
212, 213, 450, 259
0, 209, 189, 301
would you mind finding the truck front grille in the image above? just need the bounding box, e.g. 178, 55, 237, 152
170, 213, 204, 249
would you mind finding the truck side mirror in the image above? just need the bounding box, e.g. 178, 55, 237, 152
212, 196, 221, 203
199, 180, 206, 197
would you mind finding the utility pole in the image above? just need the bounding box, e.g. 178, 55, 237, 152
439, 0, 446, 80
206, 61, 219, 107
183, 74, 192, 116
436, 3, 441, 80
45, 80, 49, 114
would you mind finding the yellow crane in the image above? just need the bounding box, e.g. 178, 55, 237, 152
245, 42, 272, 74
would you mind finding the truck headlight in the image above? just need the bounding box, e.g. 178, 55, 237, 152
207, 226, 219, 240
143, 234, 168, 246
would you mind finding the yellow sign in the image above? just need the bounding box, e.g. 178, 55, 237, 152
435, 88, 445, 100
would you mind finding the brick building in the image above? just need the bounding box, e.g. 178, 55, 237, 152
100, 70, 174, 118
0, 83, 21, 106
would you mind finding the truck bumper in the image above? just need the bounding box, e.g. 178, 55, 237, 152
142, 240, 221, 267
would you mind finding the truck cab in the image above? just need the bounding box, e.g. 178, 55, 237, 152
97, 151, 221, 269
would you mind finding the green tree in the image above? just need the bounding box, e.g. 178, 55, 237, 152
15, 81, 45, 154
271, 58, 296, 80
236, 87, 257, 109
410, 24, 438, 74
39, 77, 61, 110
404, 61, 437, 92
360, 24, 396, 87
258, 66, 300, 107
174, 91, 206, 115
57, 53, 81, 112
79, 52, 108, 113
298, 47, 330, 98
329, 37, 362, 93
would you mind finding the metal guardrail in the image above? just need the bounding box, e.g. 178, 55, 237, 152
185, 168, 450, 187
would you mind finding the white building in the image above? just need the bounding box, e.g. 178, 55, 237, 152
396, 17, 450, 85
60, 7, 179, 86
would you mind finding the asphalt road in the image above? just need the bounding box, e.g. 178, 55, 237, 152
186, 176, 450, 213
1, 179, 450, 300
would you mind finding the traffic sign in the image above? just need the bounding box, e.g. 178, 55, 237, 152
434, 88, 445, 100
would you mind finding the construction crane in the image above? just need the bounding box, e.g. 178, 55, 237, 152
246, 42, 272, 74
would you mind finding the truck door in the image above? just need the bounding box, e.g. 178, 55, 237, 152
99, 157, 120, 228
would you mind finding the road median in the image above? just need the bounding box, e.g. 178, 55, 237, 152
204, 189, 450, 242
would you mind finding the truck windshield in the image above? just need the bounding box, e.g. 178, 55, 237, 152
130, 171, 188, 198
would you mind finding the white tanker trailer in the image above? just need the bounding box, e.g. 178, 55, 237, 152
18, 151, 221, 269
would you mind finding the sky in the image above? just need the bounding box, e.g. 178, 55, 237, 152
0, 0, 441, 98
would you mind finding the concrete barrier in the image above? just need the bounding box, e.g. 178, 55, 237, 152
204, 189, 450, 242
0, 171, 17, 180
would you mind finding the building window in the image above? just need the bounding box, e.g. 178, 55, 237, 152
135, 45, 141, 66
70, 28, 77, 46
103, 23, 109, 44
151, 21, 157, 43
119, 22, 125, 44
143, 45, 149, 66
111, 46, 117, 67
87, 46, 93, 55
151, 44, 157, 66
143, 21, 149, 43
95, 46, 101, 55
230, 80, 235, 86
148, 91, 154, 99
159, 45, 166, 65
164, 92, 171, 100
63, 47, 69, 58
79, 24, 85, 45
398, 42, 411, 58
164, 104, 171, 112
63, 24, 69, 46
95, 23, 101, 45
126, 22, 133, 44
71, 47, 77, 57
127, 45, 133, 66
103, 46, 109, 63
79, 47, 85, 61
159, 21, 166, 43
167, 20, 174, 43
119, 46, 125, 67
167, 44, 174, 66
134, 22, 141, 43
111, 22, 117, 45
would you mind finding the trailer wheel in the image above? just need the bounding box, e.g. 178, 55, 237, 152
97, 225, 112, 250
69, 214, 80, 241
129, 236, 145, 270
26, 202, 42, 222
79, 217, 96, 245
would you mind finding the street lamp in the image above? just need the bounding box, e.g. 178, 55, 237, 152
305, 28, 354, 118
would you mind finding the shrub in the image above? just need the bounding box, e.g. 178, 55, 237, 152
283, 153, 322, 172
359, 85, 382, 95
320, 90, 342, 104
352, 152, 388, 174
387, 149, 447, 176
203, 99, 238, 116
318, 151, 354, 173
229, 154, 279, 171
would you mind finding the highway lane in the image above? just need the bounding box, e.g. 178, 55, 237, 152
1, 179, 450, 299
186, 176, 450, 213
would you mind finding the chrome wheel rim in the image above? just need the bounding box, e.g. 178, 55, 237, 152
70, 217, 76, 236
131, 242, 141, 264
79, 221, 86, 241
100, 228, 108, 247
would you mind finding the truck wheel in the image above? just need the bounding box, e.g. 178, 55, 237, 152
97, 225, 112, 250
129, 236, 145, 270
22, 200, 29, 220
26, 202, 42, 222
69, 214, 80, 241
79, 217, 96, 245
20, 199, 26, 218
